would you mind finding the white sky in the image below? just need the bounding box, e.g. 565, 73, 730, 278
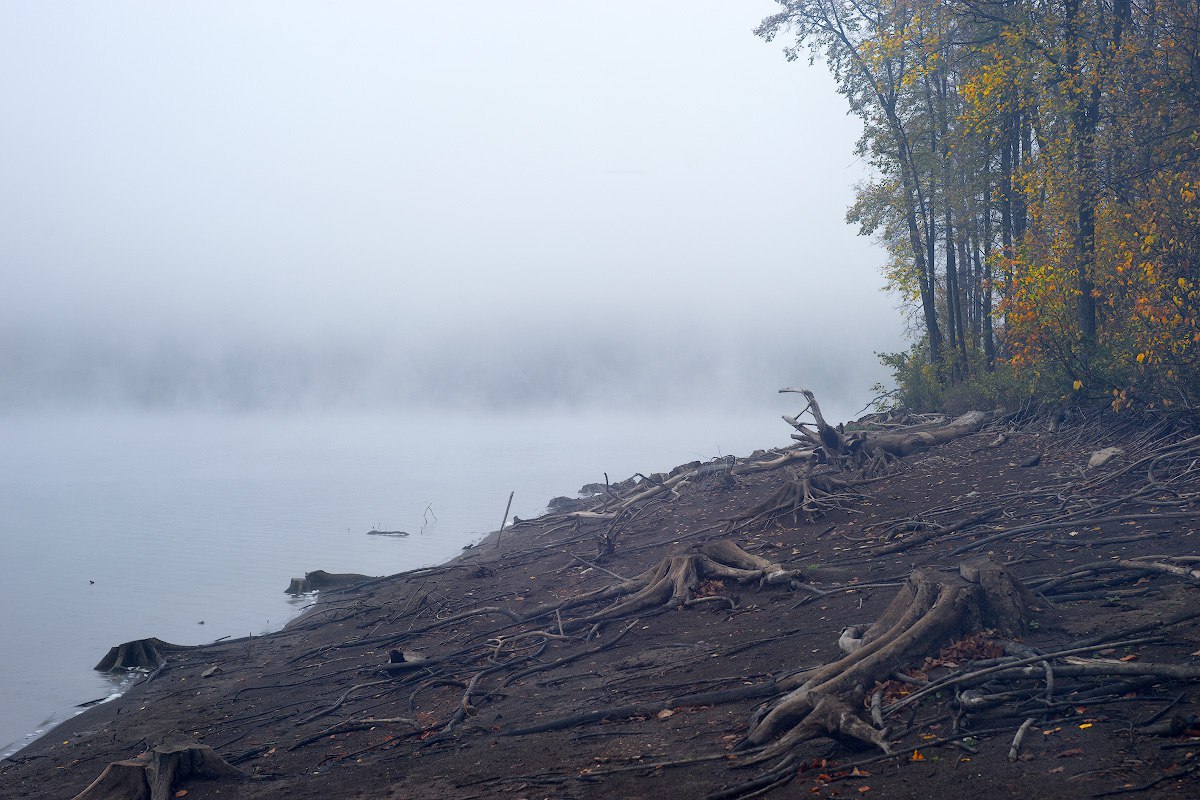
0, 1, 902, 409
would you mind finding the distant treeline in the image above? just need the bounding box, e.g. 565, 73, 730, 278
760, 1, 1199, 409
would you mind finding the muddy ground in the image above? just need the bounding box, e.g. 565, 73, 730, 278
3, 407, 1199, 799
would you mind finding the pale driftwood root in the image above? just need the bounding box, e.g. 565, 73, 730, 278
855, 410, 986, 457
780, 387, 986, 460
738, 558, 1031, 763
73, 742, 245, 800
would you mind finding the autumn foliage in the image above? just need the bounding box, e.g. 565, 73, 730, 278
759, 0, 1200, 410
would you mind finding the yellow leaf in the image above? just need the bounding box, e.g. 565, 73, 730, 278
1073, 380, 1082, 391
911, 749, 925, 761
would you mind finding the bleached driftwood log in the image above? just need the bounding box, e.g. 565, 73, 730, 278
780, 387, 986, 458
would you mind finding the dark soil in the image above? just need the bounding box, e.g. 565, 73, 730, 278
4, 409, 1199, 800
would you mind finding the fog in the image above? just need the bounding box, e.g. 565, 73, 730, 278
0, 1, 903, 414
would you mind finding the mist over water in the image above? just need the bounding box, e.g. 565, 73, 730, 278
0, 401, 860, 757
0, 321, 891, 414
0, 2, 903, 420
0, 0, 904, 762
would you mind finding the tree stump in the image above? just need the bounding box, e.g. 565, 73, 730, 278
73, 742, 245, 800
94, 639, 176, 672
285, 569, 377, 594
739, 559, 1031, 762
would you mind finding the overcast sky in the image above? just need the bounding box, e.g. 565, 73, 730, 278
0, 1, 903, 412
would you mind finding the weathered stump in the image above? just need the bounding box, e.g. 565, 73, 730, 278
94, 638, 176, 672
285, 569, 377, 594
739, 558, 1032, 762
73, 742, 244, 800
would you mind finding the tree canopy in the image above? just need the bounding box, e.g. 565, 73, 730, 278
759, 0, 1200, 410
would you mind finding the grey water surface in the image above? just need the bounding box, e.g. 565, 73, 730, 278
0, 407, 825, 756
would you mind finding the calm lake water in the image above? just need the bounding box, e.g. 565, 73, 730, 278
0, 406, 847, 756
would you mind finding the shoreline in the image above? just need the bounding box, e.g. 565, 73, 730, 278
1, 436, 768, 764
1, 520, 512, 761
4, 409, 1199, 800
1, 453, 619, 761
2, 408, 802, 763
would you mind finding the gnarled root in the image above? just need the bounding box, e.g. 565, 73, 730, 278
546, 540, 802, 626
94, 638, 193, 672
728, 464, 872, 531
698, 540, 802, 587
739, 558, 1032, 763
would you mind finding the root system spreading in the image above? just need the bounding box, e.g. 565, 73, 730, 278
5, 394, 1199, 800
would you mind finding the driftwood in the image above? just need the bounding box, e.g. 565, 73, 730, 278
73, 742, 244, 800
780, 387, 986, 459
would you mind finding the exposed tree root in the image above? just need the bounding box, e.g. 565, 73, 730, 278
737, 558, 1034, 763
499, 682, 779, 737
500, 618, 640, 687
705, 755, 798, 800
728, 463, 874, 531
873, 507, 1001, 555
529, 540, 804, 626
